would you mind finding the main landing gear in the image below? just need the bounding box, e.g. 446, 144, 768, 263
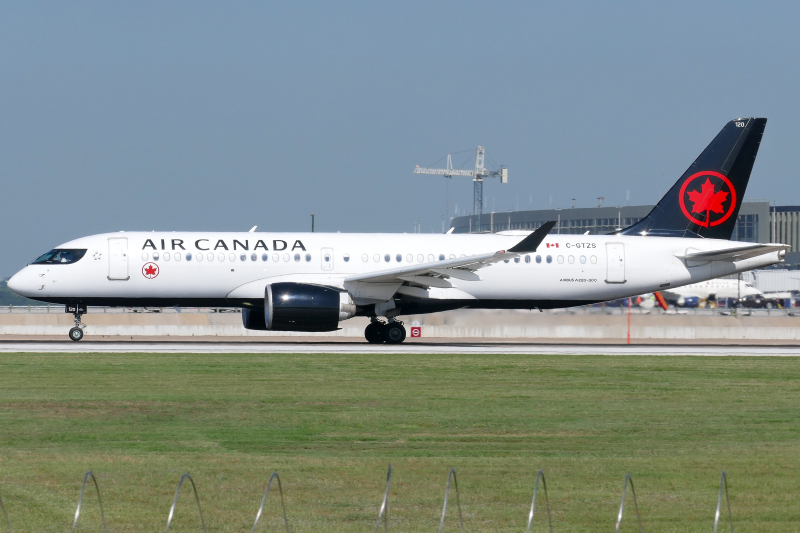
67, 304, 86, 341
365, 319, 407, 344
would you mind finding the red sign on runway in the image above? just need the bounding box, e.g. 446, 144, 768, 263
410, 327, 421, 338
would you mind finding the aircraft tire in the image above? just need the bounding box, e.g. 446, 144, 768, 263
384, 323, 406, 344
69, 327, 84, 342
365, 323, 385, 344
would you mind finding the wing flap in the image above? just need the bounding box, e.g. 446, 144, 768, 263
677, 243, 789, 262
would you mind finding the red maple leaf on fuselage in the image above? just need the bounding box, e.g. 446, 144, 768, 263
687, 178, 728, 215
144, 265, 157, 276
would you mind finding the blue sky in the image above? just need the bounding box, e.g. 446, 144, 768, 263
2, 2, 799, 275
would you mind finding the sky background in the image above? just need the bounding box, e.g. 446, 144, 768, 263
2, 1, 800, 276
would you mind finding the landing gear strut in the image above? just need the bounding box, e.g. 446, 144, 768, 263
67, 304, 86, 341
364, 319, 407, 344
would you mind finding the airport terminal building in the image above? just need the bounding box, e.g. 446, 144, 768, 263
450, 201, 800, 260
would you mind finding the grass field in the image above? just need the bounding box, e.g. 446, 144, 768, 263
0, 352, 798, 532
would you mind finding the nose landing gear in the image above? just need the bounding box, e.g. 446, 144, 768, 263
364, 319, 407, 344
66, 304, 86, 342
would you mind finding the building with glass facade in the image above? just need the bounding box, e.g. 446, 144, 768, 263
450, 201, 775, 244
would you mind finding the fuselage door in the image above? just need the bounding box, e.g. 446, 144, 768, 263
605, 242, 625, 283
108, 237, 130, 280
321, 247, 334, 271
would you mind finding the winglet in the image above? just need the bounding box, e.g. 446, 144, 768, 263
507, 221, 557, 253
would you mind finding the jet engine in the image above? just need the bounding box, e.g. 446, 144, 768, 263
241, 282, 356, 332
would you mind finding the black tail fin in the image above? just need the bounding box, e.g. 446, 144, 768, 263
621, 117, 767, 239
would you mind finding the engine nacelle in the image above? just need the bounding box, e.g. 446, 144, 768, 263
241, 282, 356, 332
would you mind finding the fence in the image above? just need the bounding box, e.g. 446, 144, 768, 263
0, 468, 737, 532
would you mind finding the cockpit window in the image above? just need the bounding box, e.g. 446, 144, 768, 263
31, 249, 87, 265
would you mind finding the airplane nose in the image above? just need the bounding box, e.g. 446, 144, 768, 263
7, 270, 29, 296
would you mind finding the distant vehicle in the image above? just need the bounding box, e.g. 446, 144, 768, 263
738, 294, 781, 309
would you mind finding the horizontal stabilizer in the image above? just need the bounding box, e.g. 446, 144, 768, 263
677, 243, 789, 262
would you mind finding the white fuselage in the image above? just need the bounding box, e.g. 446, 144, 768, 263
662, 278, 762, 302
8, 231, 784, 317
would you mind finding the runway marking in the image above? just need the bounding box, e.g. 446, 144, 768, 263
1, 342, 799, 356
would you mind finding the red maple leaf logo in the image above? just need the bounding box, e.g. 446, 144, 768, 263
687, 178, 728, 216
144, 265, 157, 276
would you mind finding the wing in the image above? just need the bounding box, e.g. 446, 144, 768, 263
344, 221, 557, 287
677, 243, 789, 262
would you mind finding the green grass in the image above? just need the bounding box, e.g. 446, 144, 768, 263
0, 353, 798, 532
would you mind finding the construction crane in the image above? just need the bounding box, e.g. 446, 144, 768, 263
414, 146, 508, 216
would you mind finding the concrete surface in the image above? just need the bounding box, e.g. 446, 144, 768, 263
3, 309, 800, 341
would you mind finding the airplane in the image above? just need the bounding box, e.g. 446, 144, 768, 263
662, 277, 762, 306
7, 117, 790, 343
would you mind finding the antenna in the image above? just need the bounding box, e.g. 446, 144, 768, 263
598, 197, 605, 208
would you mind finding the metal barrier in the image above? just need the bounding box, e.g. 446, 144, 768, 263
0, 469, 743, 531
713, 471, 734, 533
525, 470, 553, 533
251, 472, 290, 533
72, 471, 108, 533
374, 464, 392, 533
615, 474, 643, 533
164, 473, 206, 533
0, 493, 11, 533
438, 468, 464, 533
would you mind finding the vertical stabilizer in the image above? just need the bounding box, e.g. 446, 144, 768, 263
621, 118, 767, 239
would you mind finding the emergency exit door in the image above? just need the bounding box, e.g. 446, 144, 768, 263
605, 243, 626, 283
108, 237, 129, 280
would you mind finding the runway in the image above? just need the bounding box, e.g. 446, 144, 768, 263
1, 340, 800, 355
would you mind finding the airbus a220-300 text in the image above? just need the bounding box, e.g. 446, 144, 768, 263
8, 118, 789, 342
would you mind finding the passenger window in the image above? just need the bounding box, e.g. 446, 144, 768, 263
514, 257, 520, 263
557, 256, 564, 264
186, 252, 192, 261
208, 253, 214, 262
373, 254, 380, 262
196, 253, 203, 262
439, 254, 445, 261
141, 253, 149, 261
406, 254, 413, 262
427, 254, 434, 262
175, 252, 182, 261
525, 255, 531, 263
417, 254, 424, 263
580, 255, 586, 264
262, 253, 268, 261
344, 254, 350, 262
240, 253, 246, 261
283, 253, 290, 262
273, 253, 279, 262
153, 252, 160, 261
449, 254, 456, 259
504, 259, 509, 263
251, 253, 257, 261
294, 253, 301, 262
590, 255, 598, 264
362, 254, 368, 262
229, 253, 235, 262
396, 254, 402, 262
536, 255, 541, 263
546, 255, 552, 263
218, 253, 225, 262
306, 253, 312, 262
568, 255, 574, 264
163, 253, 170, 262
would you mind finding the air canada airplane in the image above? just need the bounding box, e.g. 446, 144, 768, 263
7, 117, 790, 343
